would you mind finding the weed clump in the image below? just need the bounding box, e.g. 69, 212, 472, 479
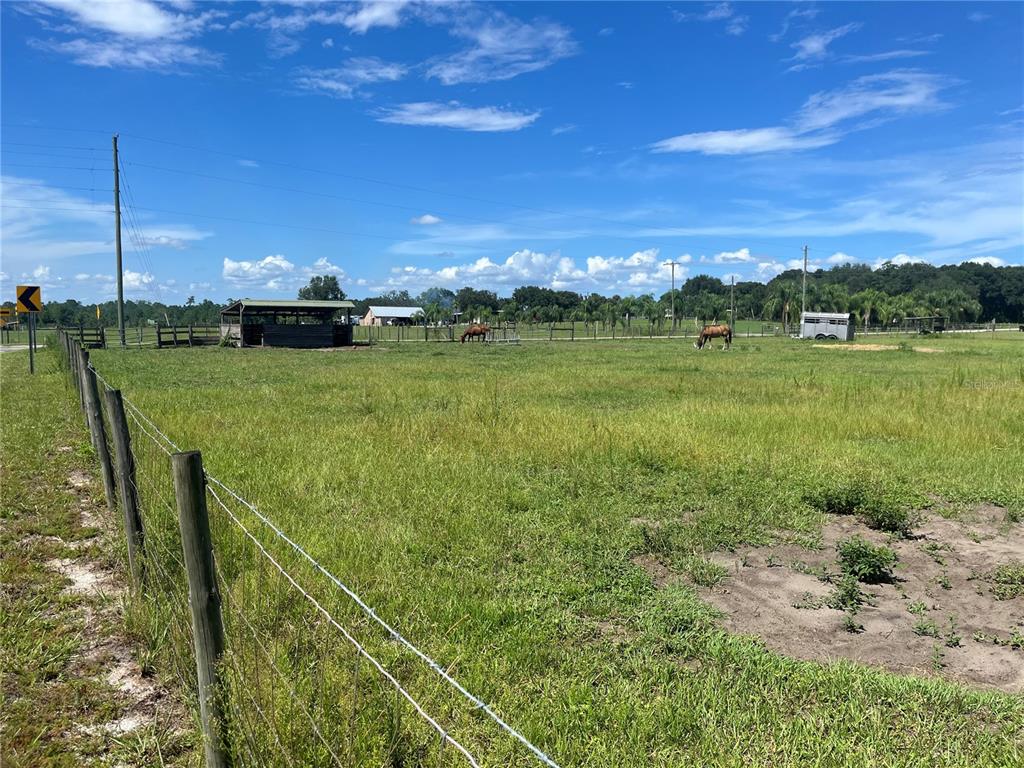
836, 536, 898, 583
826, 574, 865, 612
807, 478, 916, 536
990, 562, 1024, 600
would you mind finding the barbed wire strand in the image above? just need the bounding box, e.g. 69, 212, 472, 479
205, 472, 561, 768
206, 483, 480, 768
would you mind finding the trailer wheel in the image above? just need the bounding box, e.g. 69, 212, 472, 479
828, 334, 838, 340
815, 333, 826, 340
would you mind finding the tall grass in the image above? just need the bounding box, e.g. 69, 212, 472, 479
93, 335, 1024, 767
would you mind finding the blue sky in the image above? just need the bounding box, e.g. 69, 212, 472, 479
2, 1, 1022, 304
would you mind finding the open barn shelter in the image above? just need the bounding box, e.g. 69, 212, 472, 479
220, 299, 356, 348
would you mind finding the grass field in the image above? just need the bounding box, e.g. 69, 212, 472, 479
68, 335, 1024, 765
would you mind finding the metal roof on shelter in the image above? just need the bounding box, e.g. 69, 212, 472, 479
220, 299, 355, 314
366, 305, 424, 318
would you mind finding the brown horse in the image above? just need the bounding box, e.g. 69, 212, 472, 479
695, 323, 732, 349
460, 323, 490, 343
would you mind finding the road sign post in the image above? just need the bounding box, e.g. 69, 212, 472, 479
17, 285, 42, 375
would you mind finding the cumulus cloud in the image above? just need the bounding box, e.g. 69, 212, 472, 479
828, 251, 855, 264
384, 247, 684, 292
223, 254, 295, 288
710, 247, 756, 263
376, 101, 540, 132
305, 257, 346, 277
965, 256, 1006, 267
874, 252, 925, 269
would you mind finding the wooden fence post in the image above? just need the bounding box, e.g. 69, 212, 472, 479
81, 357, 118, 513
103, 388, 146, 587
172, 451, 231, 768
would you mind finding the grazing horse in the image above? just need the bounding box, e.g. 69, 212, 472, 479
460, 323, 490, 343
695, 323, 732, 350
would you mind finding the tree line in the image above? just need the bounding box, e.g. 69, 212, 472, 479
9, 261, 1022, 328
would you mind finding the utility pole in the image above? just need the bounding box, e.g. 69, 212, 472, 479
113, 134, 125, 348
664, 260, 680, 334
801, 244, 809, 324
730, 275, 735, 332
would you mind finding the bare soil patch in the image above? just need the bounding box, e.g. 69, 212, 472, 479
52, 468, 189, 743
636, 506, 1023, 692
813, 343, 897, 351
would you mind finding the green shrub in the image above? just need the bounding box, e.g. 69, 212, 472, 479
807, 480, 866, 516
826, 573, 865, 611
807, 478, 915, 536
860, 498, 915, 536
991, 561, 1024, 600
836, 536, 898, 583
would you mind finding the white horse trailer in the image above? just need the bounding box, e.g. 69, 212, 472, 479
800, 312, 855, 341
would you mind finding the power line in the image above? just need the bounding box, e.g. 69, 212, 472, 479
3, 141, 106, 151
115, 130, 806, 254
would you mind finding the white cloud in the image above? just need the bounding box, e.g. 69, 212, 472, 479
551, 124, 577, 136
384, 247, 683, 293
321, 37, 334, 48
29, 37, 220, 69
342, 0, 411, 34
426, 9, 577, 84
965, 256, 1007, 267
674, 3, 749, 36
598, 27, 614, 36
33, 265, 51, 279
795, 70, 950, 132
789, 23, 862, 65
770, 6, 819, 42
376, 102, 540, 132
711, 247, 755, 263
188, 281, 213, 291
36, 0, 189, 39
652, 127, 838, 155
828, 251, 855, 264
295, 57, 406, 98
756, 261, 786, 279
842, 49, 930, 64
222, 254, 295, 288
874, 253, 925, 269
306, 257, 346, 277
968, 12, 991, 23
27, 0, 222, 70
122, 269, 156, 291
237, 159, 259, 168
410, 214, 442, 225
652, 70, 950, 155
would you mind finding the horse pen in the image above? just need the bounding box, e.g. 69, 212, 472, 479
5, 329, 1020, 768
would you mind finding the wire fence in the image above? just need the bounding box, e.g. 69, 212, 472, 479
59, 330, 561, 768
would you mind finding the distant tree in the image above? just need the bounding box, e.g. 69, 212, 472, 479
298, 275, 345, 301
416, 286, 455, 309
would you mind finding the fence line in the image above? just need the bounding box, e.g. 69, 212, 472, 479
70, 337, 561, 768
206, 472, 562, 768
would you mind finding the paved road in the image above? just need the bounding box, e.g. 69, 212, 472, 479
0, 345, 30, 354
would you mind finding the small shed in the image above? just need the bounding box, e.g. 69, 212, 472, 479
362, 305, 424, 326
220, 299, 356, 348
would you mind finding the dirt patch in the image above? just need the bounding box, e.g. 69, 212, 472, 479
813, 343, 897, 351
636, 506, 1023, 692
46, 557, 118, 598
49, 467, 189, 743
913, 346, 943, 353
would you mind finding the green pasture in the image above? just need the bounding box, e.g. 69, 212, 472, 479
70, 334, 1024, 765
